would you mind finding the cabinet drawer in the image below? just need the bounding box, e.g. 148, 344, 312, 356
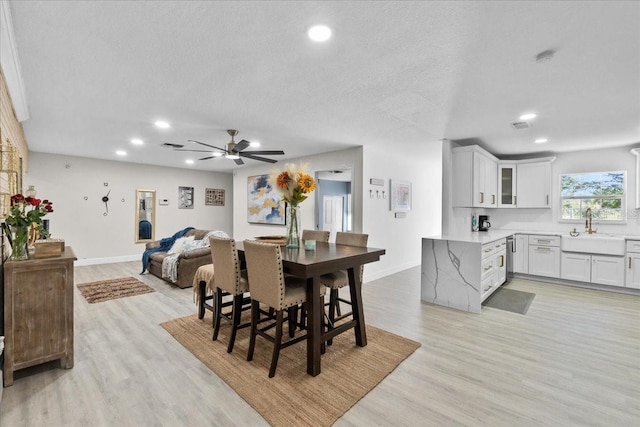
481, 258, 494, 279
481, 242, 496, 259
481, 275, 494, 300
493, 238, 507, 252
626, 240, 640, 253
529, 235, 560, 247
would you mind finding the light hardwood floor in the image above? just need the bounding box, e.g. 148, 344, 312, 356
1, 262, 639, 426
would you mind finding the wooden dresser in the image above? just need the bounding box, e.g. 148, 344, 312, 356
3, 247, 76, 386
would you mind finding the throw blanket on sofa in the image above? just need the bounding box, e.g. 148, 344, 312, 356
160, 230, 230, 283
140, 227, 194, 274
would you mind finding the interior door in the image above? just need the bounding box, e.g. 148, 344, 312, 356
322, 196, 344, 242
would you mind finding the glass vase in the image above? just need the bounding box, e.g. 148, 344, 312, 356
286, 204, 301, 249
10, 225, 29, 261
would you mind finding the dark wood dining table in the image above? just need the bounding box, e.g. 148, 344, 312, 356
237, 241, 385, 376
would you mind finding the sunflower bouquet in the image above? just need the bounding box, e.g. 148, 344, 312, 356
271, 163, 316, 206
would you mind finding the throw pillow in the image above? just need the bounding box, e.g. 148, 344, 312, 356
181, 239, 201, 253
202, 230, 230, 246
168, 235, 195, 254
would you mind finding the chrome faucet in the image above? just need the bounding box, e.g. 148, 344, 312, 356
585, 208, 597, 234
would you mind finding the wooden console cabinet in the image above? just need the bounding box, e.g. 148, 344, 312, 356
3, 247, 76, 386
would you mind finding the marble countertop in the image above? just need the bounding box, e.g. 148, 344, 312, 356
425, 229, 640, 244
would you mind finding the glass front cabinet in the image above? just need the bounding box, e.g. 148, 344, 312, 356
498, 163, 517, 208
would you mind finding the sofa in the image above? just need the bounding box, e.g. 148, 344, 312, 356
145, 228, 228, 288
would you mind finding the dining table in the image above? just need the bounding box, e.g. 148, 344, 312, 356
237, 240, 385, 376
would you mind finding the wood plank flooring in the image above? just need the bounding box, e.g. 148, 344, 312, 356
1, 262, 638, 426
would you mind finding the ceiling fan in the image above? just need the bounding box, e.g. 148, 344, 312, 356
175, 129, 285, 165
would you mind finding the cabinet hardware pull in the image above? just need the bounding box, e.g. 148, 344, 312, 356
630, 257, 632, 269
546, 195, 549, 205
514, 195, 517, 205
492, 194, 495, 205
480, 192, 484, 204
536, 239, 551, 244
499, 255, 504, 267
537, 247, 551, 251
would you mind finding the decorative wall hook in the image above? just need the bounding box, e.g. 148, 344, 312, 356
369, 189, 374, 198
382, 190, 387, 199
376, 190, 380, 199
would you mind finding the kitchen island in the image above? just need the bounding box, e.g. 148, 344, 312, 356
421, 231, 513, 313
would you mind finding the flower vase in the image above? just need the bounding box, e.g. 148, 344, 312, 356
286, 204, 301, 249
10, 225, 29, 261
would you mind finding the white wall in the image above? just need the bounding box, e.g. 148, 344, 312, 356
232, 144, 443, 282
445, 144, 640, 235
27, 152, 233, 263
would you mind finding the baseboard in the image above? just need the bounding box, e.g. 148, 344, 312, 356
74, 254, 140, 267
511, 273, 640, 296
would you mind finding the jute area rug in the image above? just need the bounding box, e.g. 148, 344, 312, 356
161, 312, 421, 427
77, 276, 155, 303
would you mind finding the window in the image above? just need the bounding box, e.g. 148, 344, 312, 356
560, 171, 625, 222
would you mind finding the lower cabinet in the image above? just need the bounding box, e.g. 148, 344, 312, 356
561, 252, 625, 287
481, 240, 507, 301
528, 245, 561, 278
626, 253, 640, 289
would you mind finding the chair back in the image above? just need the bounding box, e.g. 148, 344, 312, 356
243, 240, 286, 310
301, 229, 330, 243
336, 232, 369, 281
209, 236, 242, 294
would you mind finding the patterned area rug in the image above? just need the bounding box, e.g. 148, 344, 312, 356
77, 277, 155, 303
161, 312, 421, 427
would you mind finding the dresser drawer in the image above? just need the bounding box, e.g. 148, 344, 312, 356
529, 235, 560, 247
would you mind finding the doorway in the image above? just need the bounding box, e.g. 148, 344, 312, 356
315, 168, 353, 242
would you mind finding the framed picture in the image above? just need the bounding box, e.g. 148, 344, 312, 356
247, 174, 285, 225
205, 188, 225, 206
178, 186, 194, 209
390, 180, 412, 211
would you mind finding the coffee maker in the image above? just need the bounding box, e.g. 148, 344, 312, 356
479, 215, 491, 231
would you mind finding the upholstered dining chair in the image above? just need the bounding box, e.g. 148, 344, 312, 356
243, 240, 324, 378
209, 236, 251, 353
320, 231, 368, 345
301, 229, 330, 244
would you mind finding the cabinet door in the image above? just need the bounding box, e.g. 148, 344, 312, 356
473, 153, 487, 207
516, 161, 551, 208
528, 245, 560, 278
625, 253, 640, 289
494, 249, 507, 286
591, 255, 624, 287
498, 163, 517, 208
485, 157, 498, 207
513, 234, 529, 273
452, 150, 474, 207
561, 252, 591, 282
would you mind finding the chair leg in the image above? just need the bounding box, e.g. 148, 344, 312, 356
327, 288, 337, 346
300, 302, 307, 329
269, 310, 284, 378
320, 296, 326, 355
212, 288, 223, 341
287, 306, 297, 338
198, 281, 206, 319
247, 300, 260, 362
334, 288, 342, 317
227, 294, 243, 353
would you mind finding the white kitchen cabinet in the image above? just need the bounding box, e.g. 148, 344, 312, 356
498, 163, 517, 208
625, 240, 640, 289
561, 252, 591, 282
528, 235, 560, 278
452, 146, 498, 208
516, 161, 552, 208
513, 234, 529, 273
561, 252, 625, 287
481, 239, 507, 301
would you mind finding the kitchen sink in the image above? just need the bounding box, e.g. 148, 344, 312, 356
561, 233, 626, 256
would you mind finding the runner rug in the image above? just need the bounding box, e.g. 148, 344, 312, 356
77, 276, 155, 303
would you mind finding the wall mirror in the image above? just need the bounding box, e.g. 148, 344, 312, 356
314, 168, 353, 242
136, 189, 156, 243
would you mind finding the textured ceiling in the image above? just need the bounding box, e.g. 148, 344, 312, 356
5, 1, 640, 172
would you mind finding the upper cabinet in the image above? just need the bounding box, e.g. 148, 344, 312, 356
516, 161, 552, 208
452, 146, 498, 208
452, 145, 554, 209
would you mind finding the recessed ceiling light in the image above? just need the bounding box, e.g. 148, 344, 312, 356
116, 150, 127, 156
308, 25, 332, 42
534, 138, 548, 144
249, 141, 261, 147
212, 152, 223, 157
519, 113, 537, 121
131, 138, 143, 145
154, 120, 170, 129
185, 159, 194, 165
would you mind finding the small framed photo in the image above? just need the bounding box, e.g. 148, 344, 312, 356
205, 188, 225, 206
178, 186, 194, 209
390, 180, 412, 211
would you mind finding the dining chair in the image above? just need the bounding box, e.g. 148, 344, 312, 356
320, 231, 368, 345
209, 236, 251, 353
301, 229, 330, 243
243, 239, 324, 378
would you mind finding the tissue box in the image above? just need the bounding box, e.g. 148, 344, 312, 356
33, 239, 65, 258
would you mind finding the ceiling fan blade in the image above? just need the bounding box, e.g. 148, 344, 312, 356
188, 140, 227, 151
242, 150, 285, 155
234, 158, 245, 165
174, 149, 216, 153
198, 156, 219, 160
239, 153, 278, 163
232, 139, 251, 153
